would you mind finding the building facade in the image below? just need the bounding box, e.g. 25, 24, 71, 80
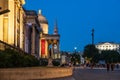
24, 10, 41, 58
95, 42, 120, 53
0, 0, 60, 59
0, 0, 41, 58
0, 0, 25, 50
38, 10, 60, 59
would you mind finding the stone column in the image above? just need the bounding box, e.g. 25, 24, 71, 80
31, 24, 35, 56
48, 40, 53, 66
19, 7, 24, 50
57, 40, 59, 58
45, 40, 48, 58
8, 0, 15, 45
39, 37, 41, 58
52, 42, 54, 59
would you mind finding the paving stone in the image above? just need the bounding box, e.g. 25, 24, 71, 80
49, 67, 120, 80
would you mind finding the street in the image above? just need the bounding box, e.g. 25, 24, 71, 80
49, 67, 120, 80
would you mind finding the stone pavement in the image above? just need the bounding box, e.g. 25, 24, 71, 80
48, 67, 120, 80
46, 76, 75, 80
73, 68, 120, 80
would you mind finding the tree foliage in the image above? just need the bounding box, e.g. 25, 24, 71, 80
83, 44, 99, 59
39, 58, 48, 66
0, 48, 39, 68
100, 50, 120, 63
52, 59, 60, 66
71, 53, 81, 65
83, 44, 120, 63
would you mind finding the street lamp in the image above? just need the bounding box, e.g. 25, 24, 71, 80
74, 47, 77, 53
74, 47, 77, 50
91, 28, 94, 45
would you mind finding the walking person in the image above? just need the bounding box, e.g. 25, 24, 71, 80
107, 63, 110, 72
111, 63, 114, 71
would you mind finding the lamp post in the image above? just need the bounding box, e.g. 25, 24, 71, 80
74, 47, 77, 53
91, 28, 94, 45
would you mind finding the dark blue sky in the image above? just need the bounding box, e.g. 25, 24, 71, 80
24, 0, 120, 52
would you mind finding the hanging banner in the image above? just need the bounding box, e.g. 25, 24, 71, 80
41, 39, 45, 55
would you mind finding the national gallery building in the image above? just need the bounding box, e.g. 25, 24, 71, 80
0, 0, 60, 59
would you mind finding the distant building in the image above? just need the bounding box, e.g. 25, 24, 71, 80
61, 52, 71, 64
38, 10, 60, 59
95, 42, 120, 53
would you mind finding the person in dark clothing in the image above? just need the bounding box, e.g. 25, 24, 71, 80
107, 63, 110, 72
111, 63, 114, 71
116, 64, 119, 69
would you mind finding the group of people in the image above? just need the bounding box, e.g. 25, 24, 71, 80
82, 62, 117, 71
106, 63, 115, 71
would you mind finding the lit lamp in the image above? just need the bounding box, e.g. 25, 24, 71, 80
74, 47, 77, 53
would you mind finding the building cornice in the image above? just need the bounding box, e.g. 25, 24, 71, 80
41, 34, 60, 40
96, 42, 120, 46
14, 0, 25, 5
21, 0, 25, 5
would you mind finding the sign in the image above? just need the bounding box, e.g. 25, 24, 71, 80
41, 39, 45, 55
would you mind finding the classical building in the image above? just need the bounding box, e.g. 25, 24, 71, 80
0, 0, 25, 50
0, 0, 41, 58
24, 10, 41, 58
38, 10, 60, 59
0, 0, 60, 59
95, 42, 120, 53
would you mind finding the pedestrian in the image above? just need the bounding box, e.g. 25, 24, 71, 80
106, 63, 110, 72
116, 63, 119, 69
111, 63, 114, 71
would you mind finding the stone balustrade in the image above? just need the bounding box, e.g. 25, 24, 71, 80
0, 67, 73, 80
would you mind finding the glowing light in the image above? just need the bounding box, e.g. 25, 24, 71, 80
74, 47, 77, 50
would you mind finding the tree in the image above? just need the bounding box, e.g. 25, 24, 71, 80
92, 53, 100, 63
101, 50, 120, 63
83, 44, 99, 63
0, 48, 39, 68
71, 52, 81, 65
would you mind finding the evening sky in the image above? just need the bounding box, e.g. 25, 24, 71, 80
24, 0, 120, 52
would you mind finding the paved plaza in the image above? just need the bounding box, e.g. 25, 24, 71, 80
49, 67, 120, 80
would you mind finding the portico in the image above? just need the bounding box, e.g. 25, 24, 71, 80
40, 34, 60, 59
38, 10, 60, 59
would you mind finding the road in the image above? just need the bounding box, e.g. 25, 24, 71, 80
49, 67, 120, 80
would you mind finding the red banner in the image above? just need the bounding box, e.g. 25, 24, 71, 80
41, 39, 45, 55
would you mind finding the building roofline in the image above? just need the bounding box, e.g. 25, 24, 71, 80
96, 42, 120, 45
